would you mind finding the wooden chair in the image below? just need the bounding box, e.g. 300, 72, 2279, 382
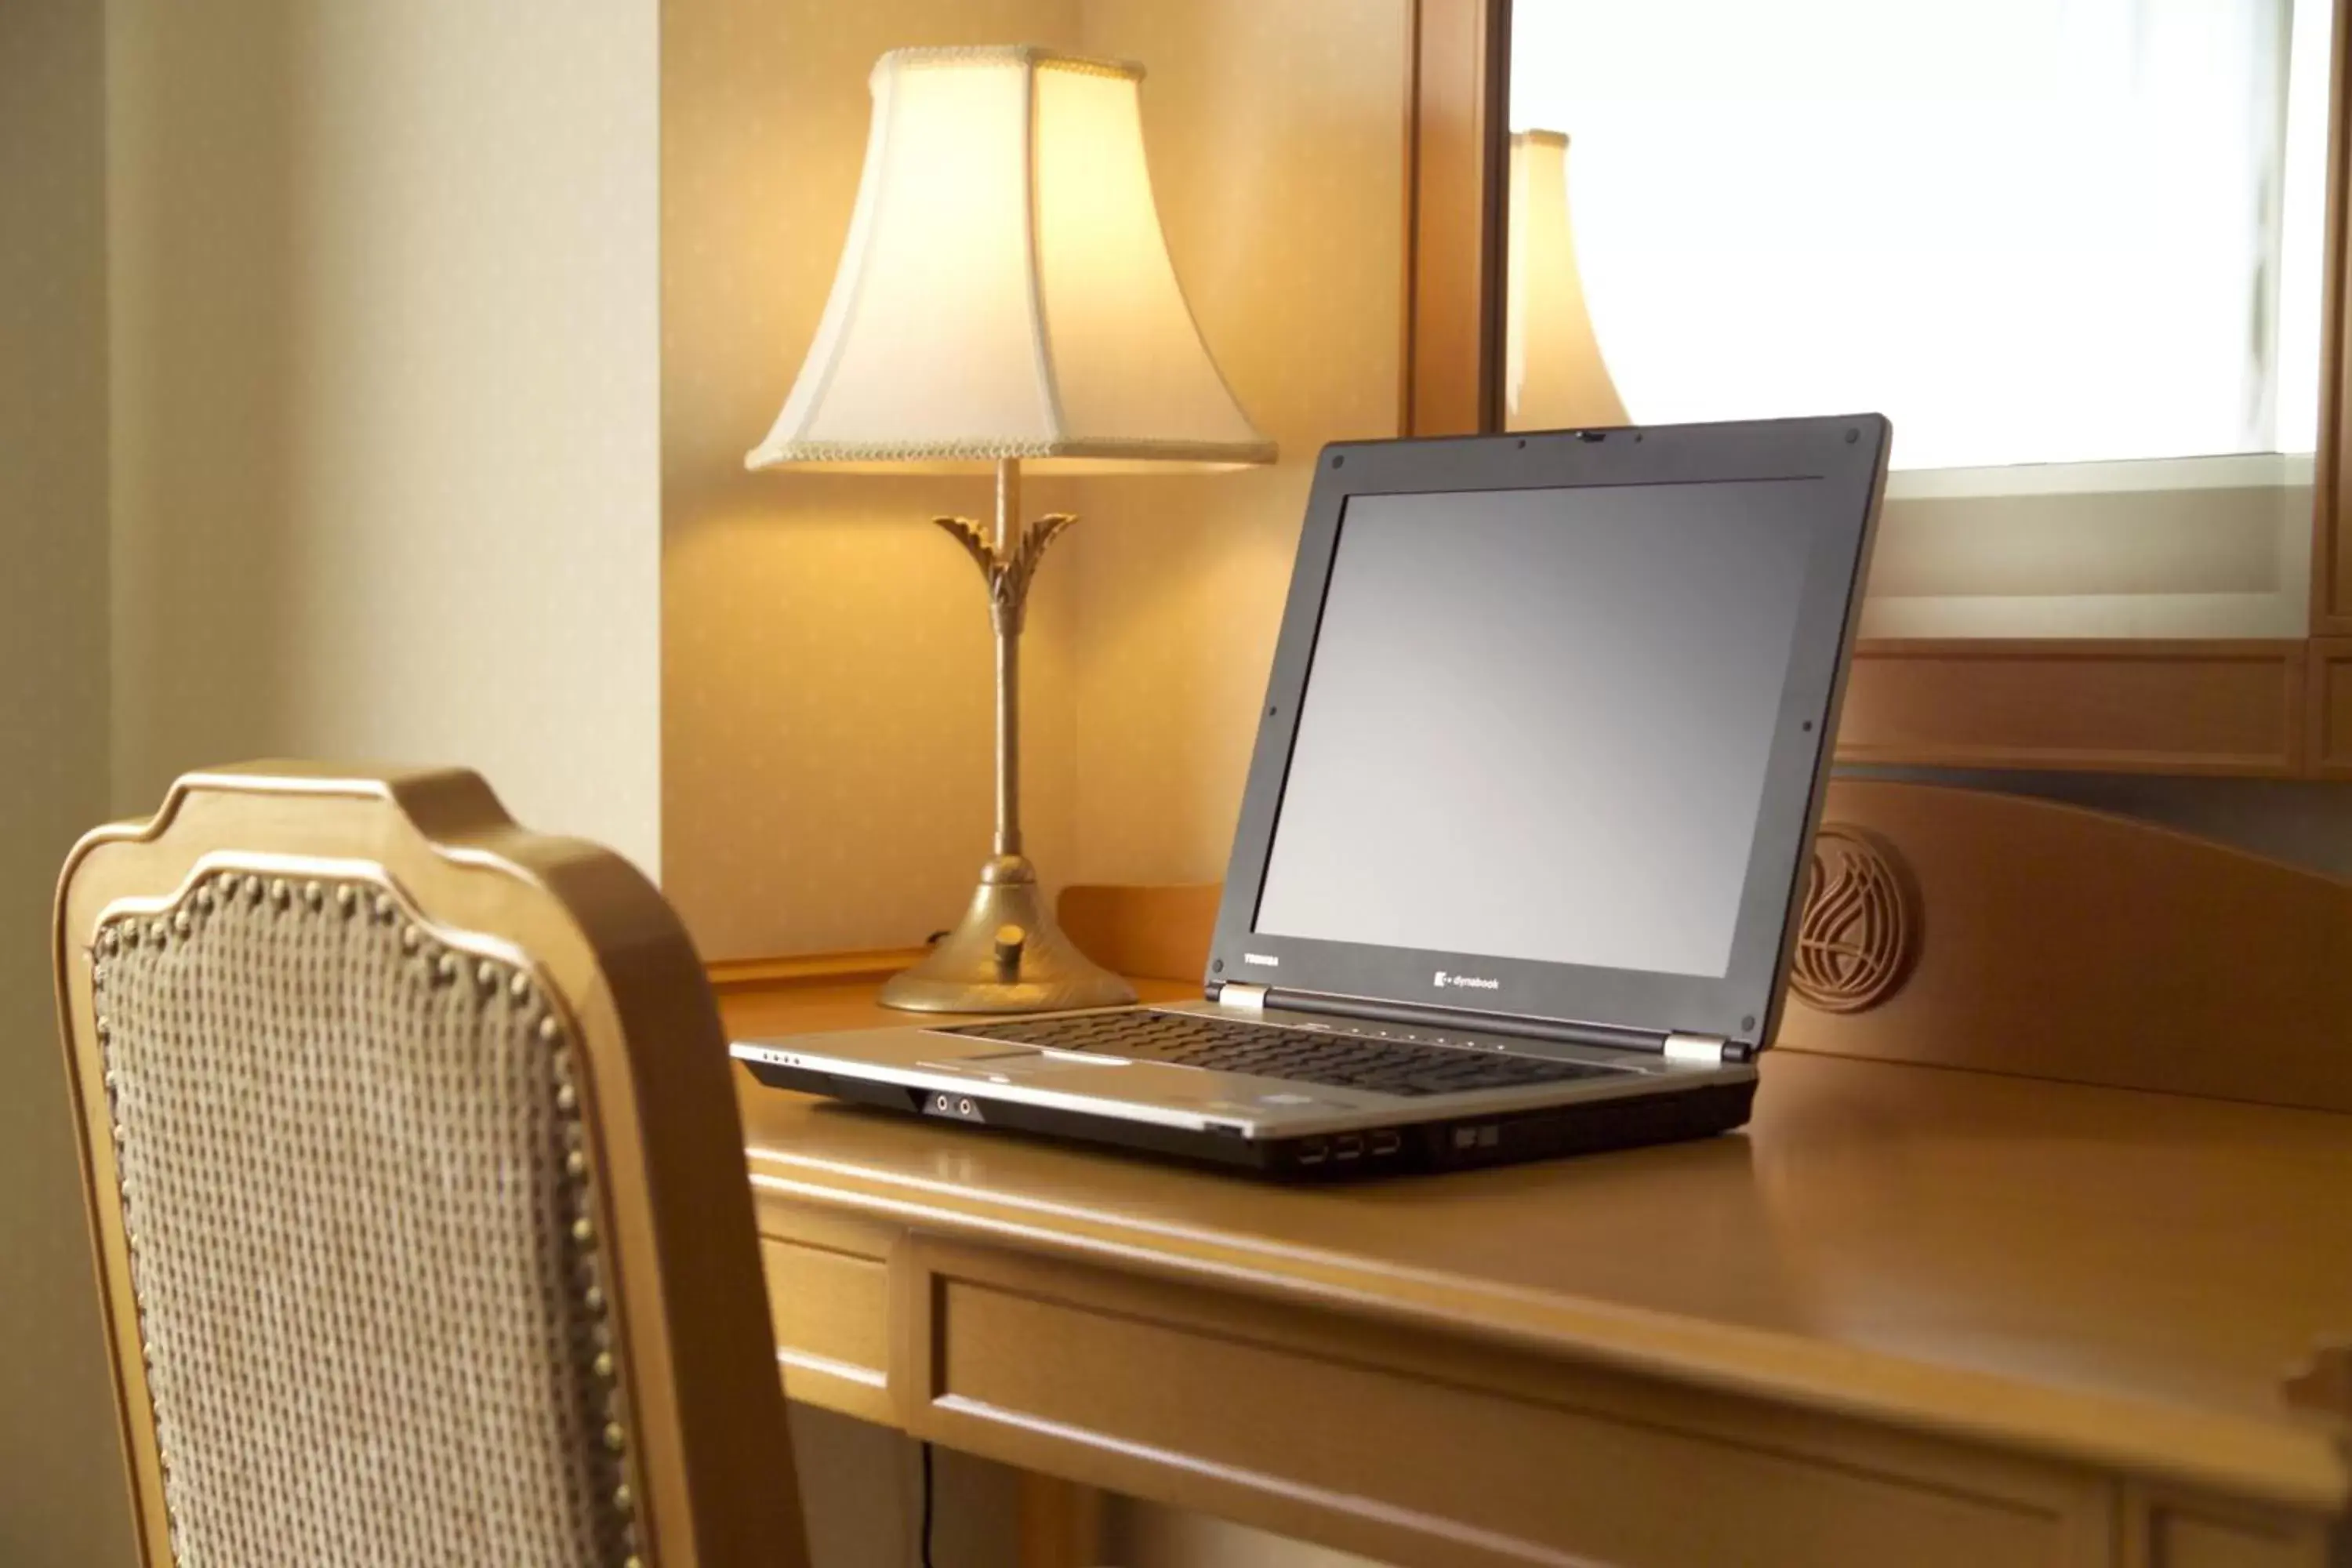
52, 763, 808, 1568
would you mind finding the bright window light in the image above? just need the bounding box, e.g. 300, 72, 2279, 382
1511, 0, 2332, 471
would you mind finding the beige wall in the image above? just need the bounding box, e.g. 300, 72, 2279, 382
6, 5, 663, 1552
1071, 0, 1408, 885
106, 0, 663, 872
0, 9, 140, 1564
2, 6, 666, 1559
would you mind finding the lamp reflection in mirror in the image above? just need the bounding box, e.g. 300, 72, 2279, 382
747, 45, 1274, 1012
1506, 129, 1628, 430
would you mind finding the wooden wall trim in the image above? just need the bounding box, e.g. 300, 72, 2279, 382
706, 949, 928, 993
2310, 637, 2352, 777
1402, 0, 1508, 437
1050, 780, 2352, 1114
2316, 0, 2352, 635
1782, 779, 2352, 1112
1837, 640, 2309, 777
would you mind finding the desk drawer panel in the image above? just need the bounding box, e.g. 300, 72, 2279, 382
2133, 1489, 2336, 1568
917, 1250, 2099, 1568
758, 1207, 895, 1424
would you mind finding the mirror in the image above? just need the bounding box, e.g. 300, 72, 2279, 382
1403, 0, 2352, 774
1506, 0, 2329, 641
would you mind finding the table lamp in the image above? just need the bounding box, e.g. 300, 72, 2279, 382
748, 45, 1275, 1013
1505, 129, 1628, 429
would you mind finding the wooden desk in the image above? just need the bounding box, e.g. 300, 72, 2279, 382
728, 978, 2352, 1568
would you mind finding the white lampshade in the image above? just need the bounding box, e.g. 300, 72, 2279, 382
1505, 129, 1628, 430
748, 46, 1275, 474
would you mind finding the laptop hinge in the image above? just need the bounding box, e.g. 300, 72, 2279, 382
1226, 985, 1756, 1060
1663, 1032, 1733, 1065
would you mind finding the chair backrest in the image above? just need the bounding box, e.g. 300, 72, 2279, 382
53, 763, 807, 1568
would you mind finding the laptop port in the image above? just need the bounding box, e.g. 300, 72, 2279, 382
1333, 1134, 1364, 1160
1295, 1138, 1328, 1167
1370, 1129, 1403, 1156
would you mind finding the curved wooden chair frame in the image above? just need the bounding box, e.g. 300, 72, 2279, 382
53, 762, 807, 1568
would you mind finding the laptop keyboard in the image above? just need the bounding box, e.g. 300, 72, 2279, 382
948, 1011, 1625, 1098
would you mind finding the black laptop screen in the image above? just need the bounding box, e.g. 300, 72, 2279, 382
1252, 479, 1820, 981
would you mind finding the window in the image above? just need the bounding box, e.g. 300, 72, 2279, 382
1508, 0, 2334, 637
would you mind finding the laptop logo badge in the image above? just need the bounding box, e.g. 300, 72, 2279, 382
1243, 952, 1281, 967
1434, 970, 1500, 991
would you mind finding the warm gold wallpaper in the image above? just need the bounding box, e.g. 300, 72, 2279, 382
662, 0, 1406, 958
1071, 0, 1409, 886
661, 0, 1091, 960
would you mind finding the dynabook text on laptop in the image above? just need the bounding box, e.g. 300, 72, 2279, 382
735, 416, 1890, 1178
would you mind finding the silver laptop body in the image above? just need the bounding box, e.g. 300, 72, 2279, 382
735, 416, 1889, 1178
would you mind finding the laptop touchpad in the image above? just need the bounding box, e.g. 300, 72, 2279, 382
917, 1051, 1330, 1108
917, 1047, 1111, 1075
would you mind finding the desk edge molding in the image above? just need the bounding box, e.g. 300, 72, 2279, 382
746, 1156, 2350, 1514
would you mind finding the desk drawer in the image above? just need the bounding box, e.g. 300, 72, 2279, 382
2128, 1488, 2338, 1568
759, 1206, 897, 1425
904, 1239, 2111, 1568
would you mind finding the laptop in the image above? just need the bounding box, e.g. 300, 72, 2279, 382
735, 415, 1890, 1178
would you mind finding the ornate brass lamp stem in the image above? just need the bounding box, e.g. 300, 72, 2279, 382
933, 459, 1076, 857
880, 459, 1134, 1013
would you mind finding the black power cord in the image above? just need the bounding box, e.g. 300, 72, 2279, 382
919, 1439, 938, 1568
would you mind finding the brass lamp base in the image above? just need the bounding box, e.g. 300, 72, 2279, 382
880, 855, 1138, 1014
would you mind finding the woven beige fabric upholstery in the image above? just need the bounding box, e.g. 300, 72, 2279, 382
96, 875, 635, 1567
